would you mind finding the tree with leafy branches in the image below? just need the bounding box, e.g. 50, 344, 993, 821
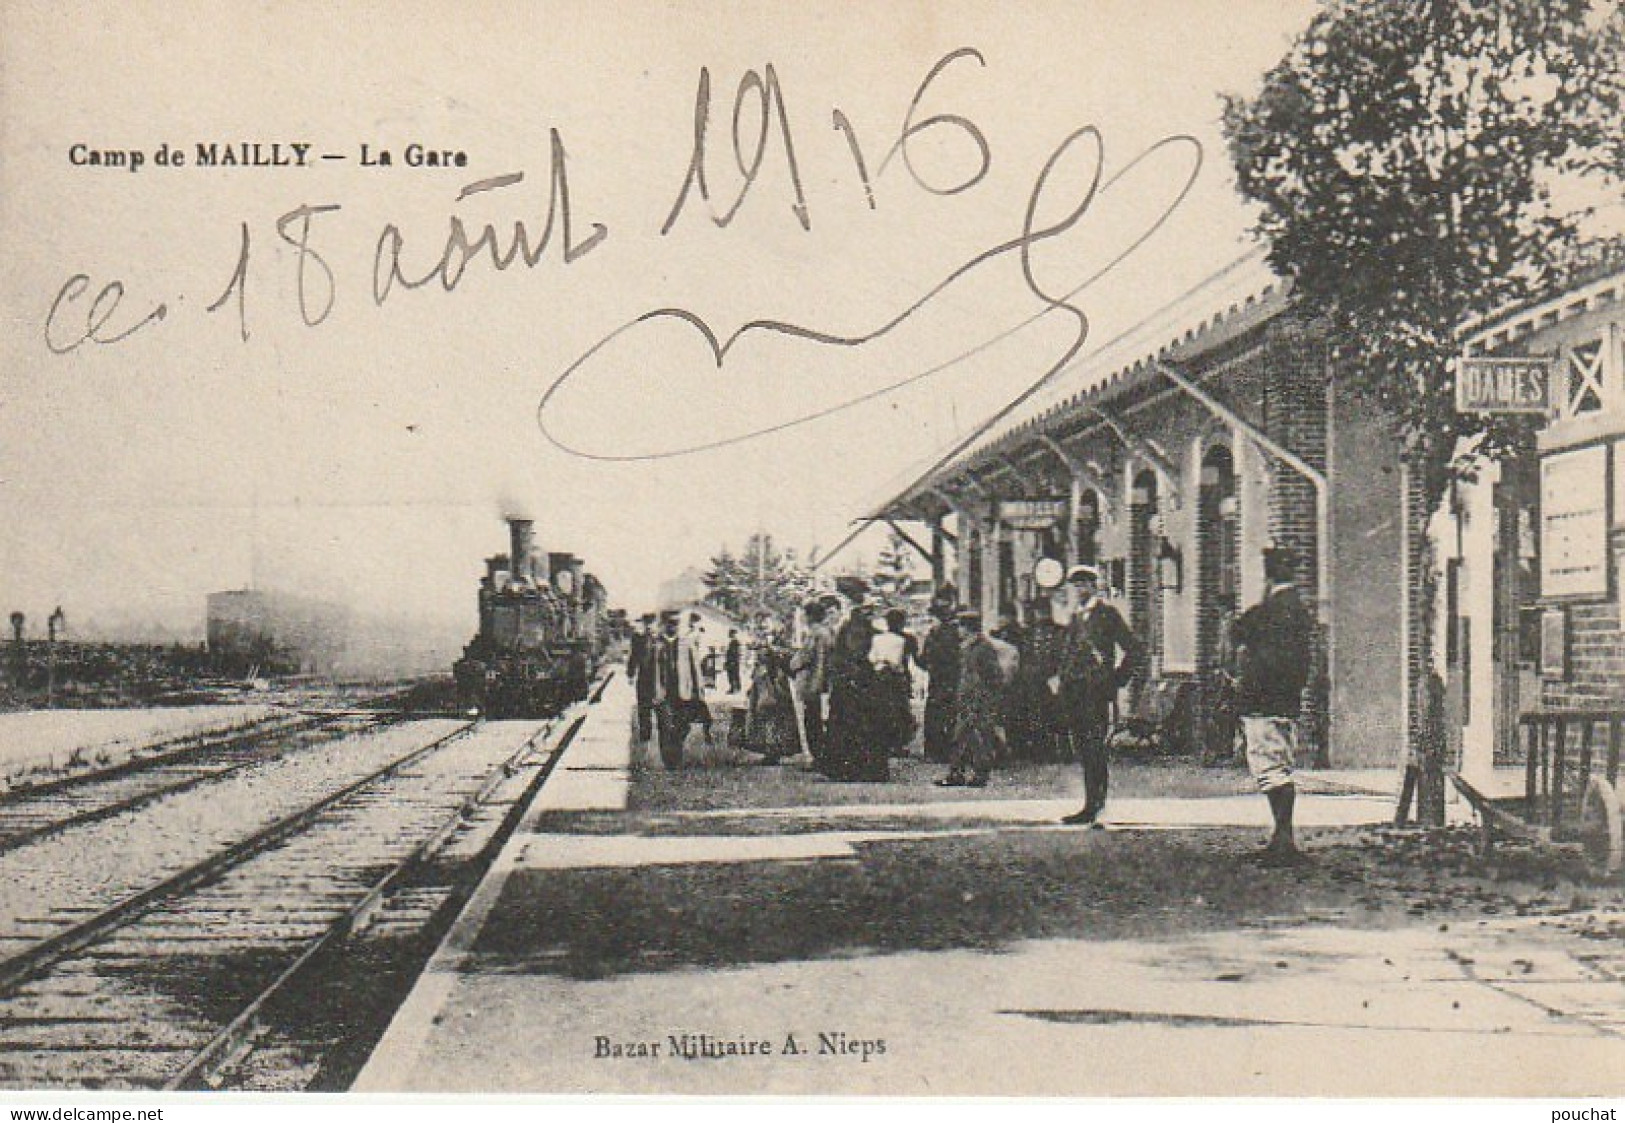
702, 547, 745, 618
872, 531, 919, 601
703, 533, 812, 625
1223, 0, 1625, 822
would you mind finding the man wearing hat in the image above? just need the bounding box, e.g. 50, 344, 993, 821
939, 607, 1002, 788
1232, 544, 1313, 863
628, 612, 659, 743
724, 629, 743, 694
652, 610, 706, 768
1057, 564, 1142, 826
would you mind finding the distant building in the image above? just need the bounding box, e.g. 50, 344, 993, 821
206, 589, 348, 676
665, 602, 743, 672
656, 567, 708, 612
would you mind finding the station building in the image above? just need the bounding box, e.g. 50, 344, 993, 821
1431, 263, 1625, 786
871, 250, 1410, 768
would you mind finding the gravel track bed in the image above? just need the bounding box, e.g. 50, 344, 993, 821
0, 715, 380, 850
0, 718, 549, 1089
0, 720, 467, 961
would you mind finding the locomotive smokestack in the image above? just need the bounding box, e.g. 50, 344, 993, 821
509, 518, 536, 583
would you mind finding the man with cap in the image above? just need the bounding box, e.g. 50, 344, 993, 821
1057, 564, 1142, 826
683, 611, 715, 743
939, 607, 1003, 788
1231, 543, 1313, 863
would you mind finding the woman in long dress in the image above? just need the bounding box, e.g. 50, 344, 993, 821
742, 635, 799, 763
870, 609, 917, 758
823, 604, 887, 781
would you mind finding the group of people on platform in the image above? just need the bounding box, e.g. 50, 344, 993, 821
626, 543, 1313, 863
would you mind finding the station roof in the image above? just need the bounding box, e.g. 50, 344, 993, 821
1462, 261, 1625, 354
871, 247, 1291, 521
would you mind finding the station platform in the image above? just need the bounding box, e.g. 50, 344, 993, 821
354, 674, 1625, 1097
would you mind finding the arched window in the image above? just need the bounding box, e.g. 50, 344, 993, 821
1197, 443, 1239, 672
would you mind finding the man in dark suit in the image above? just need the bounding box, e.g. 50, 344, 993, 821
1058, 565, 1143, 826
1232, 544, 1313, 863
627, 613, 658, 743
652, 611, 705, 768
791, 598, 834, 766
919, 599, 962, 763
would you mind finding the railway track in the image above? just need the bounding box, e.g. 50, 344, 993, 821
0, 681, 603, 1090
201, 704, 589, 1092
0, 712, 387, 854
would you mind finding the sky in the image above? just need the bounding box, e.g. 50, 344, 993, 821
0, 0, 1323, 637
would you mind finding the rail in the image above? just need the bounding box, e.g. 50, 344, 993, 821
169, 709, 583, 1089
0, 712, 389, 855
0, 720, 476, 996
180, 668, 615, 1089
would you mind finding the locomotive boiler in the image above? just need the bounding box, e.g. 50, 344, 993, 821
452, 517, 608, 718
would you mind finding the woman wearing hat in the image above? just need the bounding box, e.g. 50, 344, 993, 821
870, 608, 918, 758
823, 599, 888, 781
741, 622, 799, 764
1007, 595, 1066, 762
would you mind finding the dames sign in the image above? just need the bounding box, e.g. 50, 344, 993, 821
1455, 356, 1554, 414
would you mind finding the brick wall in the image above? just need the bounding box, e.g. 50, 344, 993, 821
1262, 318, 1328, 600
1262, 318, 1331, 760
1128, 479, 1159, 671
1542, 529, 1625, 711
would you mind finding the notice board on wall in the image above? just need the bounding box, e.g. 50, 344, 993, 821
1541, 444, 1610, 599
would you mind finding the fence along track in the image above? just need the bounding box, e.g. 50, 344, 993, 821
0, 691, 594, 1089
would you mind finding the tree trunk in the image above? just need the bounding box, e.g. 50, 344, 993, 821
1408, 462, 1449, 826
1417, 557, 1448, 826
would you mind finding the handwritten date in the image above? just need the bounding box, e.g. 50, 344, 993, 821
39, 44, 1198, 462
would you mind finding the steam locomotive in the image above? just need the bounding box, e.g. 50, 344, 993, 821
452, 517, 609, 718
